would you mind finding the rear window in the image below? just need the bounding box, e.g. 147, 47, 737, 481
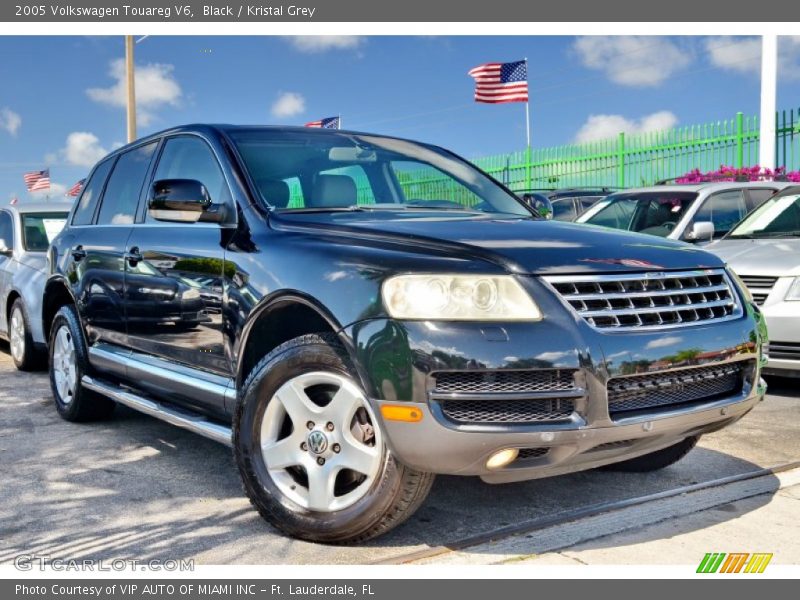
22, 212, 68, 251
584, 192, 697, 236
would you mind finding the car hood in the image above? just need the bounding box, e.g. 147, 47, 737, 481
708, 238, 800, 276
272, 212, 724, 275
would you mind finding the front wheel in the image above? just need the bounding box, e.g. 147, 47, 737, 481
234, 333, 434, 543
9, 299, 44, 371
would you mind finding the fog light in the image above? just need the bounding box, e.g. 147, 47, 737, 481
486, 448, 519, 470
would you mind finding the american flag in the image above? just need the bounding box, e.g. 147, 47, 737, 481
305, 116, 340, 129
23, 169, 50, 192
468, 60, 529, 104
66, 179, 86, 197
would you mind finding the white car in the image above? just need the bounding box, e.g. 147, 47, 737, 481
577, 182, 791, 244
708, 185, 800, 377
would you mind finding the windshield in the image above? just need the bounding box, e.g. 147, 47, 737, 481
581, 191, 697, 237
228, 130, 531, 217
727, 192, 800, 238
21, 212, 68, 251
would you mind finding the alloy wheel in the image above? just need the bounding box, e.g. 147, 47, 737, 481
259, 371, 383, 512
9, 307, 25, 363
52, 325, 77, 404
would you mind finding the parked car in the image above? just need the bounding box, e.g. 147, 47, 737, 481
576, 182, 790, 243
0, 203, 69, 370
520, 187, 614, 221
44, 125, 766, 543
708, 185, 800, 377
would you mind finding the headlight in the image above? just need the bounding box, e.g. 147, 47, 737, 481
182, 288, 201, 300
726, 269, 754, 304
382, 274, 542, 321
785, 277, 800, 301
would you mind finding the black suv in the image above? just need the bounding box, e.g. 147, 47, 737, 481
44, 125, 766, 543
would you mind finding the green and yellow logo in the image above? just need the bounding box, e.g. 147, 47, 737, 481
696, 553, 773, 573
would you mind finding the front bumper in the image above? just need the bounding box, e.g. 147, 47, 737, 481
345, 281, 766, 483
760, 297, 800, 375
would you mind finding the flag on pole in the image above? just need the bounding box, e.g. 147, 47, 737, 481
305, 116, 341, 129
468, 60, 529, 104
23, 169, 50, 192
66, 179, 86, 197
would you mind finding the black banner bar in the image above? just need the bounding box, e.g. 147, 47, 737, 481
2, 0, 800, 22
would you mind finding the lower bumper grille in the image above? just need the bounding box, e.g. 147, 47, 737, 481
607, 361, 752, 417
438, 398, 575, 424
431, 369, 580, 426
767, 341, 800, 361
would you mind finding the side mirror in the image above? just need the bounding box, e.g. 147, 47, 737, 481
521, 193, 554, 220
687, 221, 715, 242
149, 179, 225, 224
0, 238, 11, 256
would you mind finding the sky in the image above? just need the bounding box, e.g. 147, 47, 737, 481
2, 35, 800, 200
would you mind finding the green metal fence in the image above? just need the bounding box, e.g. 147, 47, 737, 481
475, 108, 800, 191
284, 107, 800, 207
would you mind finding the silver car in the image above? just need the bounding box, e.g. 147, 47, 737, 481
708, 185, 800, 377
0, 203, 69, 370
577, 182, 790, 243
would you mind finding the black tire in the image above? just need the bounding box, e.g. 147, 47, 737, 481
601, 436, 699, 473
234, 333, 435, 544
48, 304, 115, 422
8, 299, 45, 371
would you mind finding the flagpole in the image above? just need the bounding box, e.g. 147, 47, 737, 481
524, 58, 532, 191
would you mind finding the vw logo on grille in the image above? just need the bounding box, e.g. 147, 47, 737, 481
307, 430, 329, 455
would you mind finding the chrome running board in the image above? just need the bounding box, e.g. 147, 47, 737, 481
81, 375, 232, 446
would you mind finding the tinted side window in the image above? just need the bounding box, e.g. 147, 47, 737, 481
97, 142, 157, 226
149, 136, 231, 222
694, 190, 747, 236
0, 211, 13, 247
552, 198, 577, 220
746, 188, 777, 211
72, 158, 114, 226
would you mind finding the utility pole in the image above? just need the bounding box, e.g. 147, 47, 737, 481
759, 34, 777, 170
125, 35, 137, 143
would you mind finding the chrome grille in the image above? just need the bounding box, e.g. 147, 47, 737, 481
433, 369, 576, 394
738, 275, 778, 306
607, 361, 751, 417
438, 398, 575, 424
766, 341, 800, 361
544, 269, 742, 330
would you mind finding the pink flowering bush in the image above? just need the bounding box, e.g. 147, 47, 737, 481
676, 165, 800, 183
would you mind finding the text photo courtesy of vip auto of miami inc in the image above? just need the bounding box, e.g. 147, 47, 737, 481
0, 27, 799, 586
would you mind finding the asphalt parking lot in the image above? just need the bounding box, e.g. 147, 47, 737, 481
1, 343, 798, 565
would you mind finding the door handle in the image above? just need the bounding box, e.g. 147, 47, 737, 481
71, 245, 86, 261
124, 247, 142, 267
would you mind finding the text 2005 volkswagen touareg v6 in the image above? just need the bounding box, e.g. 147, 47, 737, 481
44, 125, 767, 543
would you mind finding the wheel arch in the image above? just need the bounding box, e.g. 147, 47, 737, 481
42, 276, 78, 341
235, 291, 368, 394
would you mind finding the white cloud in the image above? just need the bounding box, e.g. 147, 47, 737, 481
285, 36, 365, 53
780, 36, 800, 80
575, 111, 679, 143
0, 107, 21, 136
706, 36, 761, 75
270, 92, 306, 119
56, 132, 109, 167
573, 36, 692, 87
30, 182, 67, 200
86, 58, 182, 126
